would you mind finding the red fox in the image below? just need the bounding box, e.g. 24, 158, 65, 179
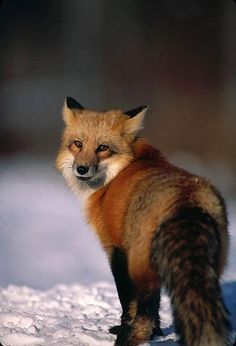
56, 97, 232, 346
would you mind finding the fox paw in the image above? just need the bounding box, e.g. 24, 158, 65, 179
109, 324, 122, 335
109, 316, 132, 335
110, 324, 163, 339
114, 324, 132, 346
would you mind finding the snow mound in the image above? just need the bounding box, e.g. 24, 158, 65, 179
0, 282, 176, 346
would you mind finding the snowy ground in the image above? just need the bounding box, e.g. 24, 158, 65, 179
0, 282, 235, 346
0, 157, 235, 345
0, 282, 177, 346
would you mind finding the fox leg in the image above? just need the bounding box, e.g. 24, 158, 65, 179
109, 247, 137, 334
114, 287, 162, 346
148, 289, 163, 338
132, 288, 163, 340
151, 207, 232, 346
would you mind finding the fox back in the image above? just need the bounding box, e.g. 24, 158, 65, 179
56, 97, 232, 346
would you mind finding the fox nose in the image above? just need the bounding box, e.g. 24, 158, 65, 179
76, 165, 89, 175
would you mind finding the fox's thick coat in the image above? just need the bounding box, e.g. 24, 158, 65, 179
56, 97, 232, 346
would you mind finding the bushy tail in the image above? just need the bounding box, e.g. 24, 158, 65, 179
151, 206, 232, 346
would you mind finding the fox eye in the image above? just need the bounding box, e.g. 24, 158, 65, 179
74, 140, 82, 148
97, 144, 109, 152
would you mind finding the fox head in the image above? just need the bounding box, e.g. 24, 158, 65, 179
56, 97, 148, 197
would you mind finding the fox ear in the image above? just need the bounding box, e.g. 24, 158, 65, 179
66, 97, 84, 110
124, 105, 148, 118
63, 97, 84, 125
123, 105, 149, 136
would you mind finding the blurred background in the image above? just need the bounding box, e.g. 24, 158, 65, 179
0, 0, 236, 289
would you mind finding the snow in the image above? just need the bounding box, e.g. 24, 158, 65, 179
0, 282, 118, 345
0, 158, 235, 345
0, 282, 234, 345
0, 283, 178, 345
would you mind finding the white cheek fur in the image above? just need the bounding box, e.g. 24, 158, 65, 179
60, 155, 131, 207
60, 158, 92, 195
104, 161, 126, 185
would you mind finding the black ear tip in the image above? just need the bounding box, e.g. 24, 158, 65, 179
124, 105, 149, 118
66, 97, 84, 110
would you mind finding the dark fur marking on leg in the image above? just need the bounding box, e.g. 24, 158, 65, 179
109, 247, 136, 334
135, 289, 163, 338
136, 289, 160, 318
110, 247, 135, 317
